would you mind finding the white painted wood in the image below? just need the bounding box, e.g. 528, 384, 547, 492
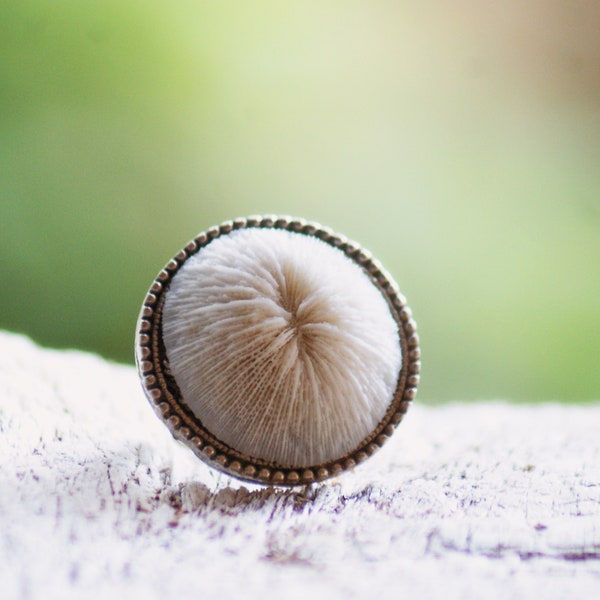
1, 330, 599, 599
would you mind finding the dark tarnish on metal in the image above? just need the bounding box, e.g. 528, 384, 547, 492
135, 216, 420, 486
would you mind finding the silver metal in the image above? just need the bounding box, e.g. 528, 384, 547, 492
135, 216, 420, 486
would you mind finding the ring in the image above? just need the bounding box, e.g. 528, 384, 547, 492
135, 216, 420, 485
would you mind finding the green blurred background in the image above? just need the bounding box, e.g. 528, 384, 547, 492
1, 1, 599, 402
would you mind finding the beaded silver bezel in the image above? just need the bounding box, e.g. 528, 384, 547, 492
135, 216, 420, 486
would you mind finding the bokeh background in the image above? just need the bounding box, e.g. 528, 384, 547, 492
1, 1, 599, 402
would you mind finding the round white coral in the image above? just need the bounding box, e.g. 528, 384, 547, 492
162, 228, 401, 467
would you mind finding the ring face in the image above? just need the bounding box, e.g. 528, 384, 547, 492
135, 216, 420, 486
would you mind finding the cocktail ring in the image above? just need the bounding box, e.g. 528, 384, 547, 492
135, 216, 419, 485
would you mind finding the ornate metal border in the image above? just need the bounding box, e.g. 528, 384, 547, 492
135, 216, 420, 486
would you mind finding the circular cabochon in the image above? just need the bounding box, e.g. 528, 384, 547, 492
135, 216, 420, 486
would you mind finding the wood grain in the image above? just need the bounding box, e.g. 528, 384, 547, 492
1, 330, 599, 599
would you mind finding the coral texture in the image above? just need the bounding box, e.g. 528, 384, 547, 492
162, 228, 401, 466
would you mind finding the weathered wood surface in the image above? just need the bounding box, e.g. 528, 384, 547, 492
1, 330, 599, 599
